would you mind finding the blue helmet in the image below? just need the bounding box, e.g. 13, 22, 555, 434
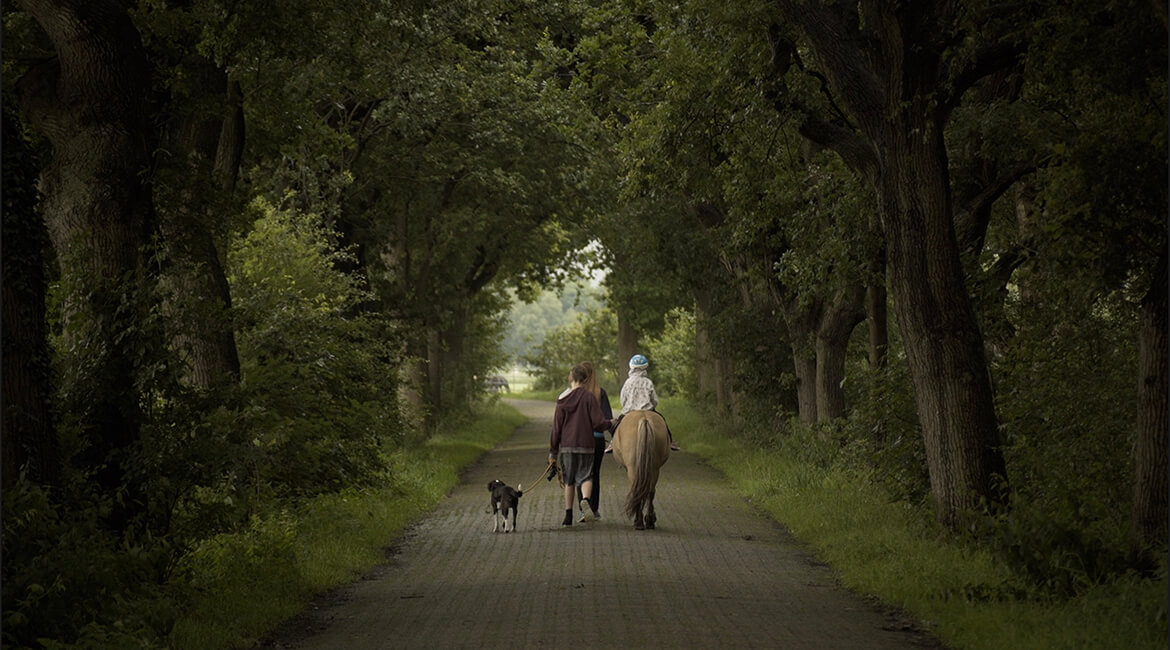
629, 354, 649, 369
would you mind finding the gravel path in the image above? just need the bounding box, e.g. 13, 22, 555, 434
261, 399, 942, 649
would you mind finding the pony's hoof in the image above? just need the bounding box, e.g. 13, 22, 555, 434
635, 523, 645, 530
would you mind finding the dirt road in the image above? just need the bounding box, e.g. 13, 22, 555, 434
262, 399, 942, 649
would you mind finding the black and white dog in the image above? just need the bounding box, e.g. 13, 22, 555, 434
487, 479, 523, 533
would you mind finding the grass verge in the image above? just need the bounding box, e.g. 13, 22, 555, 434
664, 397, 1168, 650
167, 401, 525, 649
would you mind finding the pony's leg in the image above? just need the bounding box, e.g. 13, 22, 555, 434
645, 489, 657, 529
634, 506, 645, 530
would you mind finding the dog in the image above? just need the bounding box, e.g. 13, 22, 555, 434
487, 479, 523, 533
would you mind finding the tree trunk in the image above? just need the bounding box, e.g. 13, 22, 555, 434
16, 0, 158, 524
793, 354, 818, 424
617, 308, 640, 388
865, 243, 889, 443
816, 287, 866, 421
779, 296, 820, 424
693, 291, 736, 415
879, 119, 1007, 528
693, 293, 719, 407
1, 108, 59, 489
867, 242, 889, 369
157, 62, 243, 389
441, 306, 471, 409
1131, 250, 1168, 552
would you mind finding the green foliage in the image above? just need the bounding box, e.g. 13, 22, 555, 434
984, 270, 1139, 592
522, 305, 620, 393
842, 336, 932, 507
706, 295, 799, 422
642, 307, 697, 398
228, 198, 404, 497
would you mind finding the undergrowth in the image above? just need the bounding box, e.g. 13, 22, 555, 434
166, 401, 524, 649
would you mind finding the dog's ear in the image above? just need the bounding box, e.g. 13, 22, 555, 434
487, 481, 496, 491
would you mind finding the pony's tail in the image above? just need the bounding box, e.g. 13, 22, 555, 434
625, 419, 655, 519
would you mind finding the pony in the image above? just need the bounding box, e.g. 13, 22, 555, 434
611, 410, 670, 530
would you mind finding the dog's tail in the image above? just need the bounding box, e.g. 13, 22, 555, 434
517, 484, 523, 496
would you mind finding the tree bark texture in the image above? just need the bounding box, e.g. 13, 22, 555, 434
878, 124, 1008, 527
15, 0, 158, 515
157, 61, 243, 390
1132, 250, 1168, 551
1, 108, 60, 489
792, 354, 818, 424
867, 243, 889, 369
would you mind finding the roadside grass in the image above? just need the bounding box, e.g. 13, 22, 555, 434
168, 401, 525, 650
664, 397, 1168, 650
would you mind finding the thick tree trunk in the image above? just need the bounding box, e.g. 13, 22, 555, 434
792, 354, 818, 424
157, 63, 243, 389
1, 108, 59, 489
16, 0, 158, 523
1131, 250, 1168, 552
879, 121, 1007, 528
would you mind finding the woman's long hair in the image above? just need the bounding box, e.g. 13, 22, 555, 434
581, 361, 601, 401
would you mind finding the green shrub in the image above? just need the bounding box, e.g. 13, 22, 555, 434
643, 307, 697, 397
228, 199, 405, 499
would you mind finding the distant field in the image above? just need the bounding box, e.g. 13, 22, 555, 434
494, 366, 535, 393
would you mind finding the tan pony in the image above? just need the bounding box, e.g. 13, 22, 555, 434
610, 410, 671, 529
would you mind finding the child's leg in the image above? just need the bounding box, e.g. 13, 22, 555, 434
652, 409, 675, 440
653, 409, 680, 449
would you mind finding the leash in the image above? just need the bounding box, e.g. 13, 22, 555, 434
520, 458, 562, 493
